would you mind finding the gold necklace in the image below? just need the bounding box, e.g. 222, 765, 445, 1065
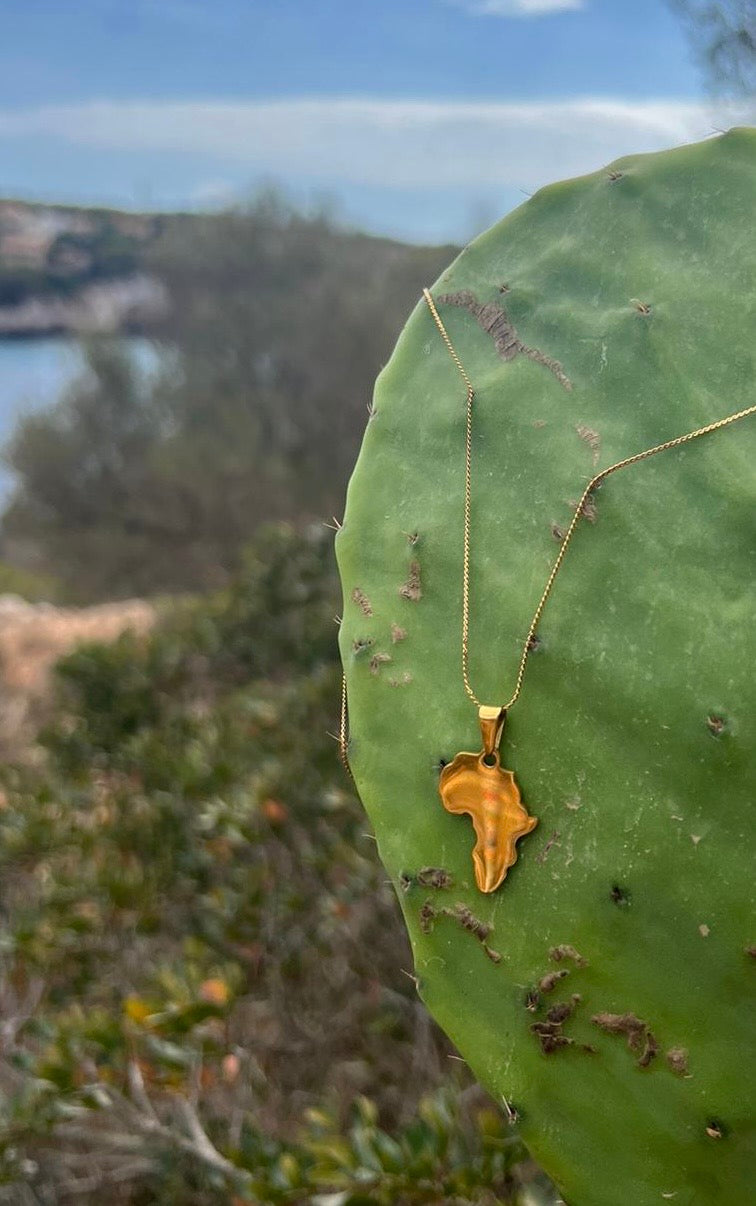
340, 288, 756, 895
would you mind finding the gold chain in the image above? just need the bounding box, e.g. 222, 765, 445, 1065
338, 670, 353, 779
423, 286, 756, 710
338, 289, 755, 769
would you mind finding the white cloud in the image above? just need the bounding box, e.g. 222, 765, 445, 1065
0, 96, 748, 194
447, 0, 585, 15
190, 178, 240, 206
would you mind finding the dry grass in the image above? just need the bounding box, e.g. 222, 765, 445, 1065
0, 595, 155, 757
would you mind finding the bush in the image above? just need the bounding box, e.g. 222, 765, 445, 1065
0, 525, 548, 1203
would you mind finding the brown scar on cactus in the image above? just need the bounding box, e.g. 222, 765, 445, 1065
446, 902, 492, 942
546, 996, 581, 1025
403, 867, 454, 891
551, 523, 566, 542
608, 169, 624, 181
351, 586, 373, 616
437, 290, 572, 391
576, 424, 601, 466
390, 623, 407, 643
532, 1027, 573, 1056
419, 900, 437, 934
632, 298, 652, 315
417, 866, 454, 889
536, 830, 561, 862
569, 493, 598, 523
705, 1119, 727, 1140
531, 1021, 574, 1054
419, 900, 503, 962
549, 944, 588, 968
638, 1030, 658, 1068
538, 969, 569, 993
591, 1012, 658, 1068
530, 995, 588, 1055
352, 636, 373, 654
388, 671, 413, 687
591, 1011, 644, 1042
369, 652, 392, 675
666, 1047, 691, 1077
530, 1007, 574, 1049
706, 713, 726, 736
610, 884, 631, 906
399, 560, 422, 602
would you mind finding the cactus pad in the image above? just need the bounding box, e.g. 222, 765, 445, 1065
335, 129, 755, 1206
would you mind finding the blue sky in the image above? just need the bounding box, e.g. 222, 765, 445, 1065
0, 0, 750, 242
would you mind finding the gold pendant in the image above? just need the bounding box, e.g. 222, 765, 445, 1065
439, 706, 538, 894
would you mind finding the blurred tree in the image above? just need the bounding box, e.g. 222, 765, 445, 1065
2, 340, 175, 600
147, 189, 455, 531
669, 0, 755, 96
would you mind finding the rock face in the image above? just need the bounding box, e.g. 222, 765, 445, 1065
0, 595, 155, 755
336, 130, 755, 1206
0, 199, 168, 337
0, 275, 169, 338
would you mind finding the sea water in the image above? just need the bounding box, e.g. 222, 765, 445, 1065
0, 337, 160, 499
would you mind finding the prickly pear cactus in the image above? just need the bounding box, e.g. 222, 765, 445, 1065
335, 129, 756, 1206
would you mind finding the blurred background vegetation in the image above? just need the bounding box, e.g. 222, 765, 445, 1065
0, 198, 558, 1203
1, 196, 456, 601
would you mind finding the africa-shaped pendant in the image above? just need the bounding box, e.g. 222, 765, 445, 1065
439, 706, 538, 894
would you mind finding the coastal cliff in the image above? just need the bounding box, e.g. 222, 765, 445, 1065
0, 199, 170, 338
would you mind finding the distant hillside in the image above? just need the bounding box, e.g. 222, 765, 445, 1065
0, 198, 456, 341
0, 199, 169, 337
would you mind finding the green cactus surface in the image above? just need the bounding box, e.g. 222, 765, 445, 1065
335, 129, 756, 1206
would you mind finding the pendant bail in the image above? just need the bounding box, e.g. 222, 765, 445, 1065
478, 705, 506, 757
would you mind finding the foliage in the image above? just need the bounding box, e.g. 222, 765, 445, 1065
668, 0, 755, 96
0, 525, 545, 1203
0, 558, 63, 603
2, 338, 171, 601
2, 193, 456, 601
337, 130, 756, 1206
42, 522, 341, 768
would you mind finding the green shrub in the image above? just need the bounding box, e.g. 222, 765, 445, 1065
0, 524, 547, 1203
